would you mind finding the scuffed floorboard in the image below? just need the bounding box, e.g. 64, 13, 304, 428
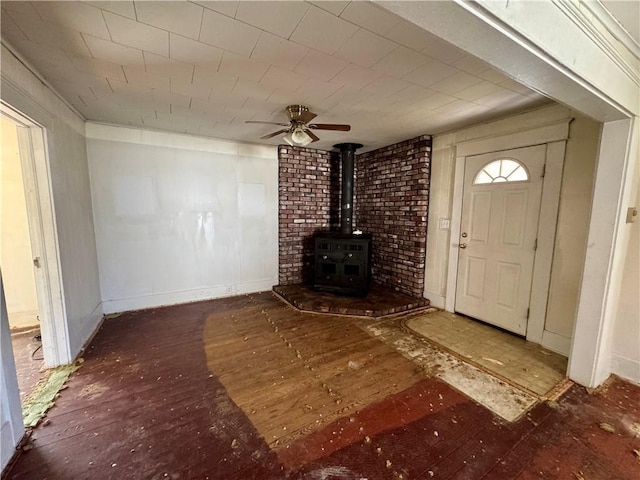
5, 293, 639, 480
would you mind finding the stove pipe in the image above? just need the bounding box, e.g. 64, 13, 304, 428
334, 143, 363, 234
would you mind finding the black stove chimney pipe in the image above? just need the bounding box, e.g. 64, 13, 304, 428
334, 143, 363, 235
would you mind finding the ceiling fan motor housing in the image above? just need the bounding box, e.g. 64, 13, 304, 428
286, 105, 309, 122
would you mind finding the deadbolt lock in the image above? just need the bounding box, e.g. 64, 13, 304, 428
461, 232, 467, 238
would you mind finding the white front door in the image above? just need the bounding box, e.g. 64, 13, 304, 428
455, 145, 546, 335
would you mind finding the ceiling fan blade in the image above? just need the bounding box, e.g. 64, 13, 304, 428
306, 130, 320, 143
298, 110, 317, 123
308, 123, 351, 131
246, 120, 289, 126
260, 129, 289, 140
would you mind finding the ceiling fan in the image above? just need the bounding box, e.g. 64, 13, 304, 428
246, 105, 351, 146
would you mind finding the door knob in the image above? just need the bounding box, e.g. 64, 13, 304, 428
459, 243, 467, 249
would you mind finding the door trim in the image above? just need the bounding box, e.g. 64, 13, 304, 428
445, 122, 569, 350
1, 103, 70, 366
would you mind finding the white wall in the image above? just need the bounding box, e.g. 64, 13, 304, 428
425, 104, 601, 355
1, 44, 103, 359
611, 179, 640, 382
0, 116, 39, 329
86, 124, 279, 314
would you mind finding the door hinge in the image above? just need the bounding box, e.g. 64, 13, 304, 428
526, 308, 530, 320
533, 238, 538, 251
541, 164, 546, 178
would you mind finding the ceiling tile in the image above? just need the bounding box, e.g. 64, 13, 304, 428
70, 55, 127, 82
1, 2, 41, 19
5, 10, 92, 58
330, 64, 381, 89
83, 34, 145, 66
103, 11, 169, 57
9, 40, 75, 72
500, 78, 536, 96
169, 33, 223, 70
420, 36, 467, 64
295, 78, 343, 101
308, 1, 350, 17
199, 9, 261, 56
169, 79, 211, 100
475, 90, 525, 109
351, 95, 397, 113
334, 28, 397, 68
324, 86, 372, 109
289, 5, 358, 55
0, 12, 29, 42
251, 32, 309, 71
384, 19, 436, 52
429, 71, 483, 96
403, 60, 457, 88
144, 52, 194, 84
218, 51, 269, 81
477, 67, 510, 84
87, 1, 136, 19
388, 84, 433, 103
232, 78, 276, 101
294, 49, 348, 81
339, 2, 400, 35
371, 46, 431, 78
235, 1, 310, 39
239, 98, 282, 116
192, 68, 237, 93
260, 66, 308, 91
152, 89, 192, 109
135, 1, 204, 40
455, 81, 505, 102
363, 75, 411, 97
431, 99, 480, 117
31, 1, 110, 40
123, 64, 171, 90
192, 1, 239, 18
452, 55, 490, 75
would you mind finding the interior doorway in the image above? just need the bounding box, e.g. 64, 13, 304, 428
1, 113, 46, 402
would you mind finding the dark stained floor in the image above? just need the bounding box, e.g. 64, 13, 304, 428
274, 283, 430, 317
10, 328, 45, 403
5, 293, 639, 479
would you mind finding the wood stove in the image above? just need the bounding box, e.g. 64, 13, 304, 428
314, 233, 371, 295
314, 143, 371, 296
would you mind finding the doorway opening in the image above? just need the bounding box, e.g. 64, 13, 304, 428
1, 103, 68, 416
1, 113, 46, 405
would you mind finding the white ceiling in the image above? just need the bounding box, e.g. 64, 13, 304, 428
0, 1, 556, 152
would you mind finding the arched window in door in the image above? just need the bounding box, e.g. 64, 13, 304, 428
473, 158, 529, 185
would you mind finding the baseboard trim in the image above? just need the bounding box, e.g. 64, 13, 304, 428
101, 280, 277, 314
541, 330, 571, 356
423, 291, 446, 309
611, 354, 640, 385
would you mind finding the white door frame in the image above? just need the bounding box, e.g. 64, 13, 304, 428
1, 103, 70, 367
445, 122, 569, 349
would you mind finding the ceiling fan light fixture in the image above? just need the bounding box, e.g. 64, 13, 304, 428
292, 127, 312, 146
283, 127, 313, 146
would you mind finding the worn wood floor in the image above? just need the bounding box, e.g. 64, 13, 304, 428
5, 293, 639, 479
10, 328, 45, 403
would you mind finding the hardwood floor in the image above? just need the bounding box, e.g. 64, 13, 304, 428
5, 292, 639, 479
10, 328, 45, 403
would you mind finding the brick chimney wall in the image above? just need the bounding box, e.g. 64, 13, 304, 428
355, 135, 432, 298
278, 146, 340, 285
277, 135, 431, 297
